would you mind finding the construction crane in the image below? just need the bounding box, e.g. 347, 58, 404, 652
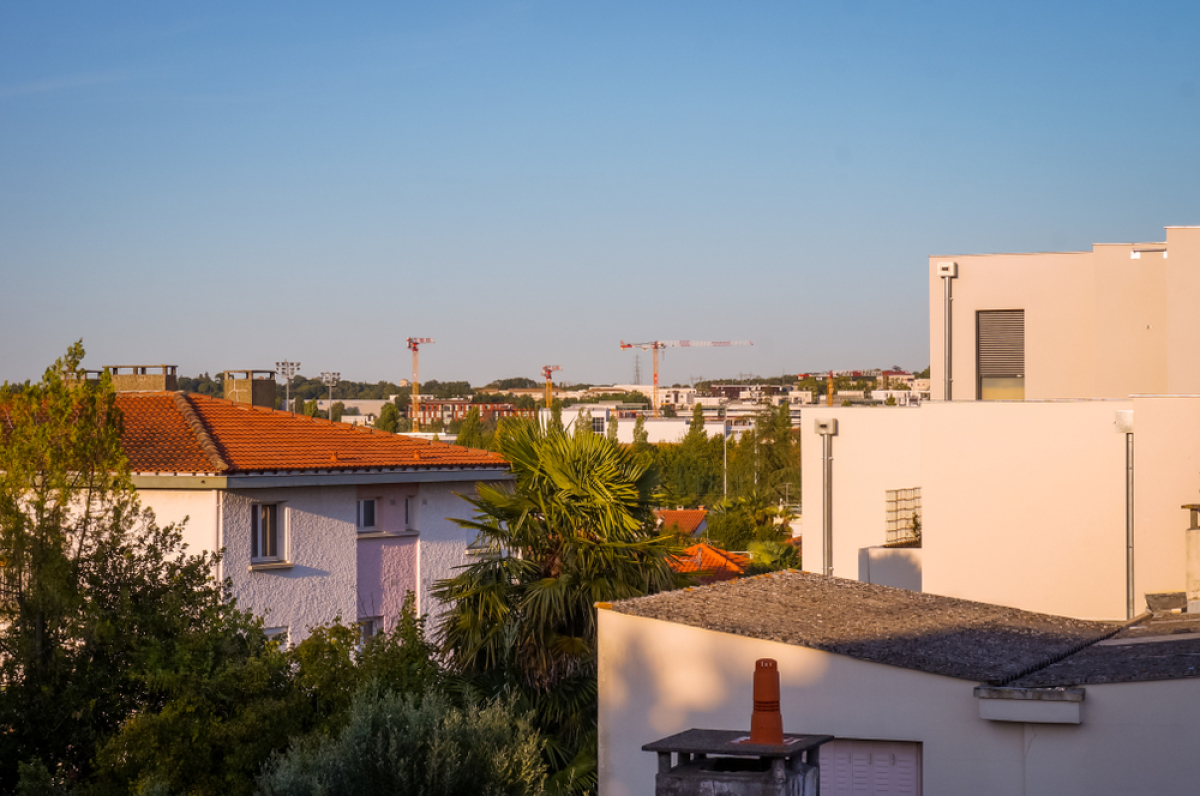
541, 365, 562, 409
407, 338, 434, 431
619, 340, 753, 418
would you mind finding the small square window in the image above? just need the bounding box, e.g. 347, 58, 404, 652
592, 416, 606, 434
357, 498, 377, 532
252, 504, 282, 561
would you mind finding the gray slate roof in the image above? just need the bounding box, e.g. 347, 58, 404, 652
1010, 614, 1200, 686
610, 571, 1124, 685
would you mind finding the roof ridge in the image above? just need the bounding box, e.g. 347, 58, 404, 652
994, 612, 1148, 687
172, 392, 230, 472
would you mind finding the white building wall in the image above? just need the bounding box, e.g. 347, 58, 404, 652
137, 489, 220, 565
598, 610, 1200, 796
412, 481, 481, 622
598, 610, 1022, 796
223, 486, 358, 642
800, 407, 922, 582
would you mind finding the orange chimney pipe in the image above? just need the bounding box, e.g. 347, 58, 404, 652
749, 658, 783, 745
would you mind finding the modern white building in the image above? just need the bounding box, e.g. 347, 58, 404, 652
801, 225, 1200, 621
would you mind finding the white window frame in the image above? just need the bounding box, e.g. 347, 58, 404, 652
264, 626, 290, 648
358, 616, 384, 644
251, 503, 286, 562
357, 498, 379, 532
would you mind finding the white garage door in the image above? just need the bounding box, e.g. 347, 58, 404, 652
819, 739, 921, 795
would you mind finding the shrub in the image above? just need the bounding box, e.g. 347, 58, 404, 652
257, 689, 546, 796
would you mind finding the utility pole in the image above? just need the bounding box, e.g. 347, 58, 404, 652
321, 372, 340, 420
276, 360, 300, 412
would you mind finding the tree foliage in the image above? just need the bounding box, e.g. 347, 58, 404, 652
0, 344, 257, 793
375, 403, 400, 433
258, 690, 547, 796
456, 406, 485, 449
434, 420, 685, 790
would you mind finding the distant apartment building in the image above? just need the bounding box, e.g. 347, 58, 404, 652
408, 400, 535, 427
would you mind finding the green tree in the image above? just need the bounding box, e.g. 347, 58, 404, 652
433, 420, 684, 791
456, 406, 485, 449
631, 414, 649, 452
376, 403, 400, 433
330, 401, 345, 422
293, 396, 306, 413
606, 415, 618, 442
0, 344, 254, 793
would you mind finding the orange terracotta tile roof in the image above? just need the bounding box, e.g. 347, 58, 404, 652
115, 392, 508, 475
654, 508, 708, 536
669, 542, 749, 580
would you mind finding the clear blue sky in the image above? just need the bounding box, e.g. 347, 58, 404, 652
3, 1, 1198, 387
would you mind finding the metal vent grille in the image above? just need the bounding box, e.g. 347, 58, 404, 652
977, 310, 1025, 377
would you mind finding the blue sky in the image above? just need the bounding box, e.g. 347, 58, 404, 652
3, 2, 1198, 386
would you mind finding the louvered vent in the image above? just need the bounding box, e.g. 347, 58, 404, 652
977, 310, 1025, 377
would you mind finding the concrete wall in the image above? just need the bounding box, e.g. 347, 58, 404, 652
1130, 396, 1200, 600
920, 400, 1130, 619
598, 610, 1200, 796
928, 232, 1200, 403
1164, 227, 1200, 394
413, 481, 481, 621
800, 400, 1164, 620
224, 486, 358, 642
800, 407, 922, 582
598, 610, 1021, 796
137, 489, 220, 568
356, 483, 419, 630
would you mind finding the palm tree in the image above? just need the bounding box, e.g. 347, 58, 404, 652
434, 419, 684, 793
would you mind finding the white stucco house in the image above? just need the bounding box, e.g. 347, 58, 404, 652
599, 571, 1200, 796
115, 389, 510, 644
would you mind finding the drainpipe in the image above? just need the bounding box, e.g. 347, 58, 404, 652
938, 261, 958, 400
1115, 410, 1135, 619
816, 418, 838, 576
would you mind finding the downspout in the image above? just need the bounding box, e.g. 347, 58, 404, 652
816, 418, 838, 576
1115, 410, 1134, 619
216, 489, 225, 584
1126, 432, 1135, 620
938, 261, 958, 400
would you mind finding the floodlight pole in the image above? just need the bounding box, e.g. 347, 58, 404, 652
321, 372, 340, 419
276, 360, 300, 412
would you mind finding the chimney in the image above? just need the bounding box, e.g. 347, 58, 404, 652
642, 659, 831, 795
224, 370, 278, 408
750, 658, 783, 745
106, 365, 178, 392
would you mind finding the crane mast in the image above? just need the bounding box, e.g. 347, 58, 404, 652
619, 340, 753, 418
406, 337, 434, 431
541, 365, 562, 410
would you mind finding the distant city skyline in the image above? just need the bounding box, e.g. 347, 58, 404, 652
4, 2, 1199, 385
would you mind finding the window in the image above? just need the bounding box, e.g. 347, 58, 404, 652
264, 626, 290, 648
252, 504, 282, 561
357, 498, 377, 532
592, 416, 606, 434
885, 488, 921, 546
358, 616, 383, 643
977, 309, 1025, 400
404, 497, 411, 528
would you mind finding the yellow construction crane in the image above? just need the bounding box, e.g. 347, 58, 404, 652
619, 340, 753, 418
406, 337, 434, 431
541, 365, 562, 409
